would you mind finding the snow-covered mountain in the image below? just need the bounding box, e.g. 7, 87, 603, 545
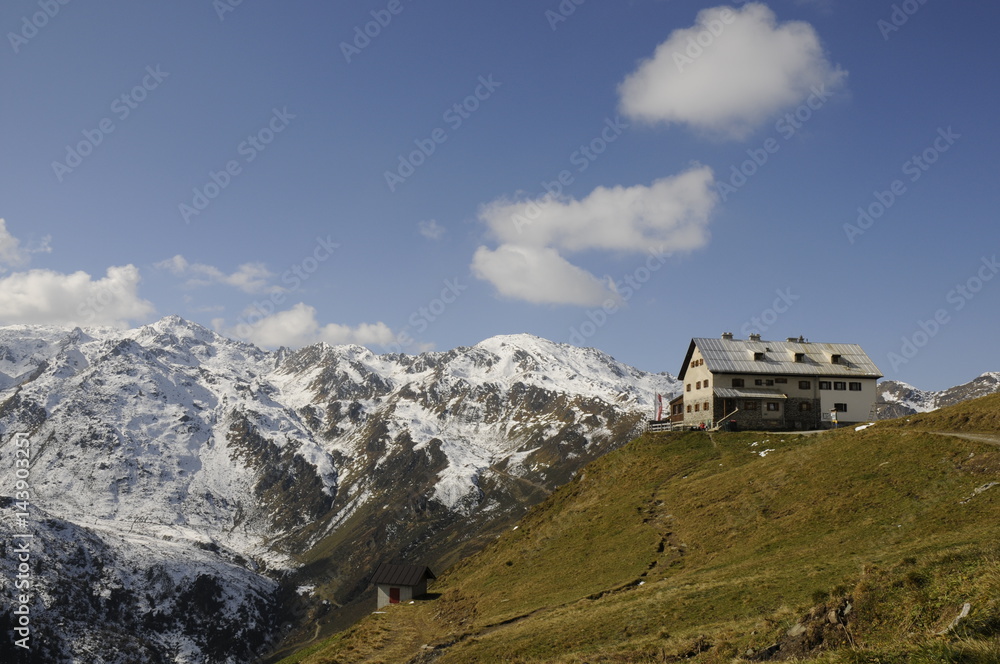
0, 316, 678, 662
877, 372, 1000, 418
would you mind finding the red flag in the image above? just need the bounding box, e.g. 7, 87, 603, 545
656, 393, 663, 420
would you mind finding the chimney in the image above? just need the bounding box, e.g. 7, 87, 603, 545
721, 332, 734, 340
749, 333, 762, 342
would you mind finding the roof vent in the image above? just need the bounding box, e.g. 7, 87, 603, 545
721, 332, 734, 340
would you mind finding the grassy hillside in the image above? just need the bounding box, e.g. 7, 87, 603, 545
277, 396, 1000, 663
896, 392, 1000, 433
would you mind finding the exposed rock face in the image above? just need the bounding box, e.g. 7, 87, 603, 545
878, 373, 1000, 419
747, 598, 853, 661
0, 317, 678, 662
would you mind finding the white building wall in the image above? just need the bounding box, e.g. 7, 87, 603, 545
376, 583, 415, 609
682, 346, 714, 427
699, 373, 877, 428
817, 378, 878, 424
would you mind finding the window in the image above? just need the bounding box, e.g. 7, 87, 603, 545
849, 382, 862, 391
755, 379, 763, 386
686, 384, 691, 392
831, 354, 842, 364
686, 405, 691, 413
775, 378, 787, 384
744, 401, 759, 410
834, 381, 846, 391
703, 379, 710, 388
799, 380, 811, 390
819, 381, 831, 390
799, 402, 812, 412
704, 401, 710, 412
696, 381, 701, 389
765, 379, 775, 386
732, 378, 744, 388
794, 352, 805, 363
766, 402, 780, 412
834, 403, 848, 412
694, 403, 700, 412
754, 351, 765, 361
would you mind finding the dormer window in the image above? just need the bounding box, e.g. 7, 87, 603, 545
794, 352, 805, 363
754, 351, 765, 361
831, 354, 842, 364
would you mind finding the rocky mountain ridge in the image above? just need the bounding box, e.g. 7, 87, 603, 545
1, 316, 994, 662
877, 372, 1000, 419
0, 316, 677, 662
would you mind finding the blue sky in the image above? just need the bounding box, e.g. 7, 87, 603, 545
0, 0, 997, 391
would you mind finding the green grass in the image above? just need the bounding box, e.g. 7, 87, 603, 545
277, 395, 1000, 663
896, 392, 1000, 432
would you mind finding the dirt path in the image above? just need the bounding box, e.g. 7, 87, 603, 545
929, 432, 1000, 446
369, 606, 438, 663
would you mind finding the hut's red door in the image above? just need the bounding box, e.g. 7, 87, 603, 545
389, 587, 400, 604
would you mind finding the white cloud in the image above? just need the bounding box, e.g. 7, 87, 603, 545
156, 255, 277, 294
481, 167, 716, 253
618, 3, 846, 139
418, 220, 446, 240
471, 167, 716, 306
0, 220, 26, 269
222, 302, 397, 349
0, 219, 51, 272
0, 265, 155, 327
156, 255, 189, 274
472, 245, 617, 307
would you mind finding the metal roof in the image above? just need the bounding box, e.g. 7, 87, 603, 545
680, 337, 883, 380
371, 563, 436, 587
714, 387, 788, 399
